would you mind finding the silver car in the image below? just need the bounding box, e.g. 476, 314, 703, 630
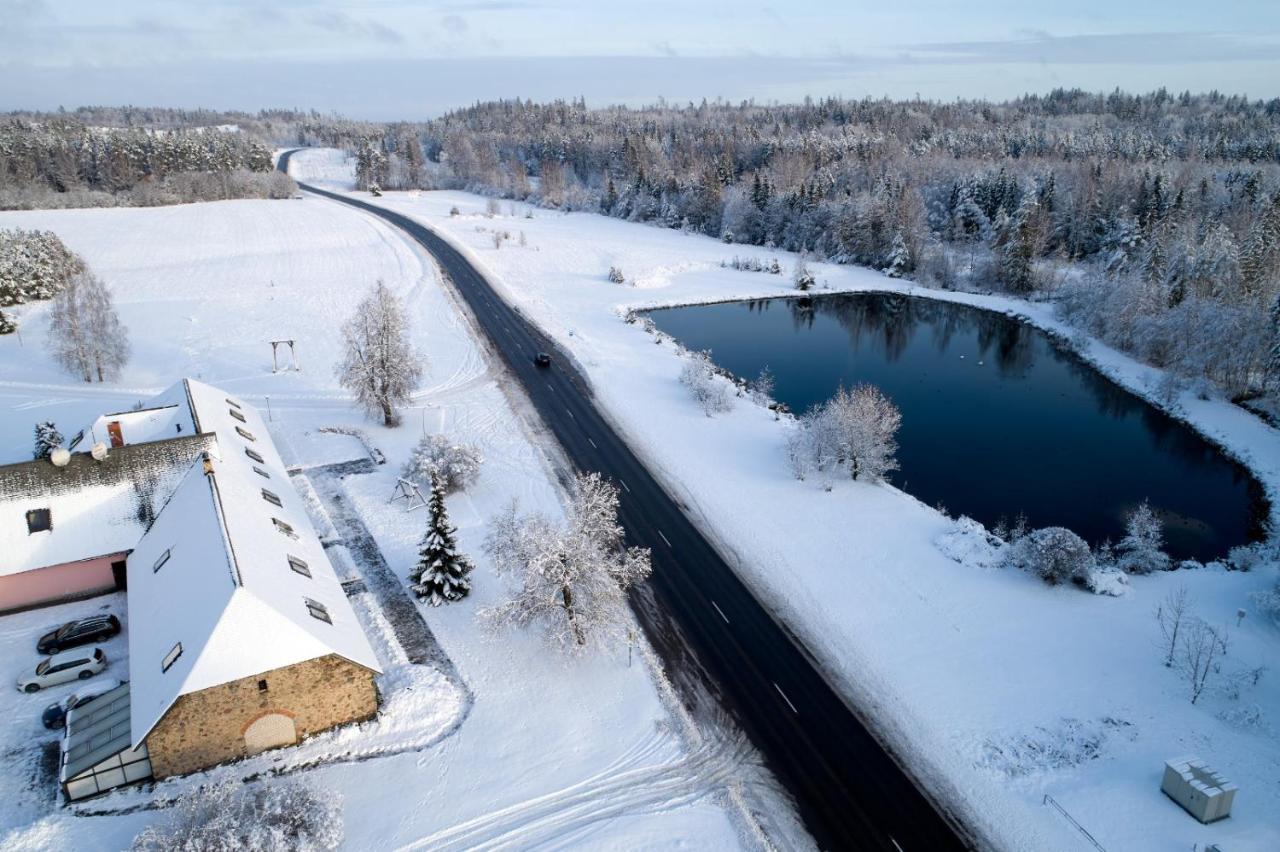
17, 648, 107, 693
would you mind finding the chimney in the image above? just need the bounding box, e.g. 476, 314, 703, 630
202, 452, 215, 476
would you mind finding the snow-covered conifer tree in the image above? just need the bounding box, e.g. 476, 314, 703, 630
792, 254, 815, 291
336, 281, 422, 427
410, 477, 473, 606
45, 270, 130, 382
1115, 500, 1171, 574
33, 421, 63, 460
483, 473, 651, 653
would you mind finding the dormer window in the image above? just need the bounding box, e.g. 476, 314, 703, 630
304, 598, 331, 624
26, 508, 52, 534
261, 489, 283, 507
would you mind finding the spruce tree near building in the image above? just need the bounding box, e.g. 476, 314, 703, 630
33, 421, 63, 460
410, 476, 473, 606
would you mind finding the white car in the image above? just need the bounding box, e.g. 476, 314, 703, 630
17, 648, 107, 693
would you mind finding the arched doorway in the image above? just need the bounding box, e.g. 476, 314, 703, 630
244, 713, 297, 754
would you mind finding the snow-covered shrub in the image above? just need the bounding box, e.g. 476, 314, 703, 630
1084, 564, 1129, 597
1216, 703, 1269, 733
607, 265, 626, 284
0, 309, 15, 335
402, 434, 483, 494
132, 779, 343, 852
792, 255, 815, 291
1115, 500, 1171, 574
788, 384, 901, 484
0, 228, 84, 307
1004, 526, 1095, 586
32, 421, 63, 460
980, 717, 1133, 778
449, 205, 461, 217
1228, 541, 1275, 572
1252, 576, 1280, 625
679, 349, 733, 416
936, 516, 1003, 570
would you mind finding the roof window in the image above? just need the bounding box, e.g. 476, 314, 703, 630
244, 447, 264, 463
26, 508, 52, 534
304, 598, 331, 624
161, 642, 183, 672
235, 426, 256, 442
288, 556, 312, 578
153, 548, 171, 572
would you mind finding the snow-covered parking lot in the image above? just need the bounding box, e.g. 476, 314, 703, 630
284, 148, 1280, 852
0, 194, 748, 850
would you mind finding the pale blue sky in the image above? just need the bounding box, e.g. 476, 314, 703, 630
2, 0, 1279, 117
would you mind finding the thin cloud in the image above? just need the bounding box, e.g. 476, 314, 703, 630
901, 31, 1280, 66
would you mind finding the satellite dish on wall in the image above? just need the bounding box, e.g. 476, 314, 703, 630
49, 447, 71, 467
90, 442, 109, 461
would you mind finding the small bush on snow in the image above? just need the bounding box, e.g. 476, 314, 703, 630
132, 779, 342, 852
1003, 526, 1095, 586
679, 349, 733, 416
936, 516, 1003, 570
607, 265, 626, 284
402, 434, 483, 494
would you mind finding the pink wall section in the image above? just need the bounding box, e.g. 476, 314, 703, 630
0, 553, 122, 613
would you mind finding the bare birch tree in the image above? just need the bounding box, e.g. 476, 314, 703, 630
45, 270, 130, 382
483, 472, 651, 654
336, 281, 422, 427
1179, 617, 1229, 704
1155, 585, 1191, 668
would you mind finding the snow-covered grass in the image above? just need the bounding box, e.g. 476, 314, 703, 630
0, 194, 745, 849
288, 147, 1280, 852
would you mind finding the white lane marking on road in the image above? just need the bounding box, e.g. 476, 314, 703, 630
890, 838, 904, 852
658, 530, 671, 548
711, 601, 729, 624
566, 408, 575, 419
587, 438, 598, 449
547, 383, 555, 392
619, 479, 630, 493
774, 683, 798, 714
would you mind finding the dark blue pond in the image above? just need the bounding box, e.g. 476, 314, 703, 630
647, 294, 1267, 561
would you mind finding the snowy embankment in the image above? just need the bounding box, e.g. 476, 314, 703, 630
285, 149, 1280, 852
0, 193, 746, 849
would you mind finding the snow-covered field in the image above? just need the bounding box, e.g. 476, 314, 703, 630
0, 193, 748, 849
283, 149, 1280, 851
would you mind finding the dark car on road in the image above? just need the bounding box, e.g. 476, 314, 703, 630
36, 614, 121, 655
534, 352, 552, 367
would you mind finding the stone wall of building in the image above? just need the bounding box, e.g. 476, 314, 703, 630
146, 654, 377, 778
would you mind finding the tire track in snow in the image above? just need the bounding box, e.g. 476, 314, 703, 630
398, 730, 752, 852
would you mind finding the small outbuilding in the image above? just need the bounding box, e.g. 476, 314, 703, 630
59, 682, 153, 801
1161, 755, 1236, 823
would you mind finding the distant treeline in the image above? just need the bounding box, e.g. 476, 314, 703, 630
320, 89, 1280, 399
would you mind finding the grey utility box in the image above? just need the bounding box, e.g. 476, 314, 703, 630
1161, 756, 1236, 823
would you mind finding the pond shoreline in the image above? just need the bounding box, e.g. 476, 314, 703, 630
635, 285, 1276, 553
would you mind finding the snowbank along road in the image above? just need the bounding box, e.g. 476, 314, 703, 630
279, 150, 971, 852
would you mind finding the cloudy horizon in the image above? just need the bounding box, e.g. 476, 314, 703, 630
3, 1, 1279, 118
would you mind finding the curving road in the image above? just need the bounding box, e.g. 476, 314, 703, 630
278, 151, 971, 852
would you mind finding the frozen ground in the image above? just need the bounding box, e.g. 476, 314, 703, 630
284, 149, 1280, 852
0, 194, 748, 849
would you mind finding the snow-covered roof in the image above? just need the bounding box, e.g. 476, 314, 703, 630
0, 433, 214, 577
126, 379, 380, 747
76, 388, 196, 451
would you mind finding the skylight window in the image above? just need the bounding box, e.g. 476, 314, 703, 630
272, 518, 297, 539
261, 489, 283, 507
288, 556, 312, 578
252, 465, 270, 479
304, 598, 331, 624
235, 426, 256, 441
226, 398, 242, 409
153, 548, 171, 572
229, 408, 247, 423
244, 447, 264, 463
162, 642, 183, 672
25, 508, 52, 534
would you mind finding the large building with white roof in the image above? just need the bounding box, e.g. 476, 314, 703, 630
0, 379, 381, 798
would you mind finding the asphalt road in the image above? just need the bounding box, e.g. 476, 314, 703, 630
279, 151, 971, 852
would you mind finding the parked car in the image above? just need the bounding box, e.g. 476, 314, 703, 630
36, 614, 120, 655
41, 679, 121, 729
17, 648, 107, 693
534, 352, 552, 367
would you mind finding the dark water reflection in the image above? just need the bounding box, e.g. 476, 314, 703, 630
648, 294, 1267, 560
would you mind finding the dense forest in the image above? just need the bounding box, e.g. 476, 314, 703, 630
318, 91, 1280, 403
6, 93, 1280, 404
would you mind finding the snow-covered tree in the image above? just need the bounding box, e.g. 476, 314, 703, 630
401, 433, 482, 494
1156, 585, 1191, 668
607, 265, 626, 284
0, 309, 14, 335
32, 421, 63, 460
748, 367, 775, 405
1004, 526, 1095, 586
0, 229, 83, 307
792, 254, 815, 291
679, 349, 733, 416
1179, 617, 1229, 705
336, 281, 422, 427
131, 778, 343, 852
410, 476, 473, 606
789, 384, 901, 483
482, 472, 651, 653
884, 232, 911, 278
1115, 500, 1171, 574
45, 270, 130, 382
